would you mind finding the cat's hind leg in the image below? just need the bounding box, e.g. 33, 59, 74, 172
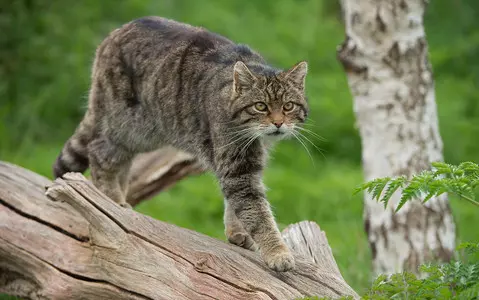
88, 137, 133, 207
117, 159, 133, 208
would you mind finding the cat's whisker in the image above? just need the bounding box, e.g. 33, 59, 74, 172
223, 124, 264, 140
242, 133, 262, 161
295, 131, 325, 154
221, 124, 262, 151
289, 130, 315, 166
300, 123, 318, 129
239, 131, 260, 154
235, 131, 262, 164
222, 128, 254, 140
225, 125, 256, 134
230, 136, 254, 167
292, 129, 326, 159
297, 121, 317, 127
219, 130, 255, 149
295, 126, 326, 141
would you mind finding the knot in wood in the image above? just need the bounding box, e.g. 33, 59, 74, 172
193, 252, 217, 272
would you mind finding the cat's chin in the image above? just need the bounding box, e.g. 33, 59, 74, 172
263, 131, 289, 144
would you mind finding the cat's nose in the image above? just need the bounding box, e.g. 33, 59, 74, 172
273, 121, 283, 128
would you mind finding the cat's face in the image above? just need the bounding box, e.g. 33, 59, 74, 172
230, 61, 308, 142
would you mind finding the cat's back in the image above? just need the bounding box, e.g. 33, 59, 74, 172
95, 16, 266, 75
103, 16, 234, 55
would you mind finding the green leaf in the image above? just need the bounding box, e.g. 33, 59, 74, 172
396, 176, 422, 211
372, 177, 390, 201
381, 176, 407, 208
356, 161, 479, 211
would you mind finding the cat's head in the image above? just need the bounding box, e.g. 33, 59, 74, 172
230, 61, 308, 141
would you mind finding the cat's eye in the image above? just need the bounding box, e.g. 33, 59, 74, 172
283, 102, 295, 111
254, 102, 268, 112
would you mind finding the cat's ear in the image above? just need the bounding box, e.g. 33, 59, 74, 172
283, 61, 308, 90
233, 61, 257, 93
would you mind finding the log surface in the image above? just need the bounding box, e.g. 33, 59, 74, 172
127, 147, 203, 206
0, 161, 358, 300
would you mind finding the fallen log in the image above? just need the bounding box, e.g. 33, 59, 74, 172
0, 161, 359, 299
127, 147, 204, 206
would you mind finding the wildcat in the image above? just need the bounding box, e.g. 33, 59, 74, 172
53, 16, 309, 272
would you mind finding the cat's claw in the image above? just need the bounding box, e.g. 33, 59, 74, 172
227, 231, 258, 251
120, 202, 132, 209
263, 247, 295, 272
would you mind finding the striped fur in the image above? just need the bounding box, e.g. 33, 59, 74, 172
53, 112, 94, 178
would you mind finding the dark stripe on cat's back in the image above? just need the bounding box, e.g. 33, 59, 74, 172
118, 47, 140, 107
176, 43, 192, 101
133, 17, 167, 30
235, 44, 254, 56
176, 31, 224, 100
217, 79, 233, 91
132, 17, 184, 36
190, 31, 219, 53
198, 64, 231, 97
204, 44, 258, 66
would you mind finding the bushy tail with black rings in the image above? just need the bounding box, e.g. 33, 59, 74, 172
53, 113, 93, 178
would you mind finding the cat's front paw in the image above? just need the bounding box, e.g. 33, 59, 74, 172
262, 246, 295, 272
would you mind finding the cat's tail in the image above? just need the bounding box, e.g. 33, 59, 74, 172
53, 111, 94, 178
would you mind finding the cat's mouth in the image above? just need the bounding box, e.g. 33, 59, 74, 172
267, 131, 284, 136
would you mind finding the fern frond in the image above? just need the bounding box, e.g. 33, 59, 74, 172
354, 162, 479, 211
432, 161, 457, 176
371, 177, 390, 201
458, 161, 479, 176
457, 242, 479, 254
353, 177, 391, 198
396, 172, 432, 211
380, 176, 407, 208
458, 281, 479, 300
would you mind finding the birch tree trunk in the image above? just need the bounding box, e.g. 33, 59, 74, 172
337, 0, 456, 275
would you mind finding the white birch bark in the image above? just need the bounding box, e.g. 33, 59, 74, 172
337, 0, 456, 275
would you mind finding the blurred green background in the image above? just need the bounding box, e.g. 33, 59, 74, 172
1, 0, 478, 297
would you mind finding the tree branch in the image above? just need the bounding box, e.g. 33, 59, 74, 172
126, 147, 204, 206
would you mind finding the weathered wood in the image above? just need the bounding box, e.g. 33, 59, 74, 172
0, 161, 359, 300
282, 221, 343, 280
127, 147, 204, 206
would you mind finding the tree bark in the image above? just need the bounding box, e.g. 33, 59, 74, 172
337, 0, 456, 276
0, 161, 359, 300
